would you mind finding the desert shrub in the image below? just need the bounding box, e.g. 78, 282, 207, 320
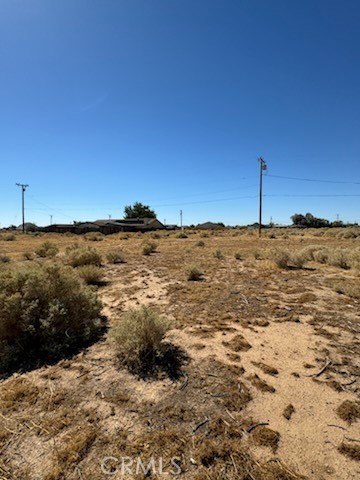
312, 248, 329, 264
332, 279, 360, 299
253, 249, 262, 260
349, 248, 360, 271
341, 228, 359, 239
84, 232, 104, 241
66, 246, 102, 267
327, 248, 351, 269
106, 250, 126, 264
141, 241, 157, 256
176, 232, 188, 239
111, 306, 171, 374
213, 249, 224, 260
234, 252, 242, 260
271, 248, 290, 269
23, 252, 33, 261
3, 234, 16, 241
77, 265, 105, 285
297, 245, 322, 262
289, 250, 308, 268
35, 241, 59, 258
186, 266, 203, 281
0, 264, 102, 371
142, 244, 153, 256
200, 232, 209, 238
0, 254, 10, 263
195, 240, 205, 247
150, 232, 161, 239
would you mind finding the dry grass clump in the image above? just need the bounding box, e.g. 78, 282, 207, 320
252, 361, 278, 376
76, 265, 105, 285
141, 241, 157, 255
332, 279, 360, 299
213, 249, 224, 260
35, 240, 59, 258
0, 377, 41, 410
186, 265, 203, 281
248, 374, 276, 393
234, 252, 242, 260
84, 231, 104, 241
111, 305, 171, 375
312, 248, 329, 264
2, 233, 16, 241
0, 254, 10, 263
270, 246, 312, 269
106, 249, 126, 264
339, 228, 360, 239
196, 240, 205, 247
65, 245, 102, 267
270, 248, 290, 269
223, 334, 251, 352
338, 442, 360, 461
327, 248, 351, 269
23, 251, 33, 261
54, 423, 97, 469
336, 400, 360, 424
283, 404, 295, 420
290, 250, 308, 268
176, 232, 188, 238
0, 263, 102, 372
251, 426, 280, 452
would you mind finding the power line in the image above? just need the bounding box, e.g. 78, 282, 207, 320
265, 193, 360, 197
26, 194, 74, 220
266, 174, 360, 185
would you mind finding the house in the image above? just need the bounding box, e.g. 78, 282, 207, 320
93, 218, 165, 234
42, 218, 165, 235
196, 221, 225, 230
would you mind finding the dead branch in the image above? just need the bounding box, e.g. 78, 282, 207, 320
246, 422, 269, 433
180, 374, 188, 390
305, 358, 331, 378
192, 417, 209, 435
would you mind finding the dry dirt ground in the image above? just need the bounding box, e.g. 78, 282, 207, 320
0, 229, 360, 479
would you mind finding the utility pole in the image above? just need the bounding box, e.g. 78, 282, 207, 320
108, 214, 111, 220
258, 157, 267, 238
180, 210, 183, 231
50, 214, 53, 225
16, 183, 29, 233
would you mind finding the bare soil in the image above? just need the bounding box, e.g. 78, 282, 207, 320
0, 229, 359, 479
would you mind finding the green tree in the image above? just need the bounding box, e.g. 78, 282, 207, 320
291, 212, 329, 228
124, 202, 156, 219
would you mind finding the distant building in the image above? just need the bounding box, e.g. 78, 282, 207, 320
42, 218, 165, 235
196, 221, 225, 230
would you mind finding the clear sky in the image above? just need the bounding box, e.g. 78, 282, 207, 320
1, 0, 360, 227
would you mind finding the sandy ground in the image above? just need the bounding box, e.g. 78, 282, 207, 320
0, 230, 360, 479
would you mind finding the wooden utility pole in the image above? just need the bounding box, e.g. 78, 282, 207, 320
180, 210, 183, 231
258, 158, 267, 238
16, 183, 29, 233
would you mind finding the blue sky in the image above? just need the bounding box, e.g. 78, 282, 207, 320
1, 0, 360, 227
